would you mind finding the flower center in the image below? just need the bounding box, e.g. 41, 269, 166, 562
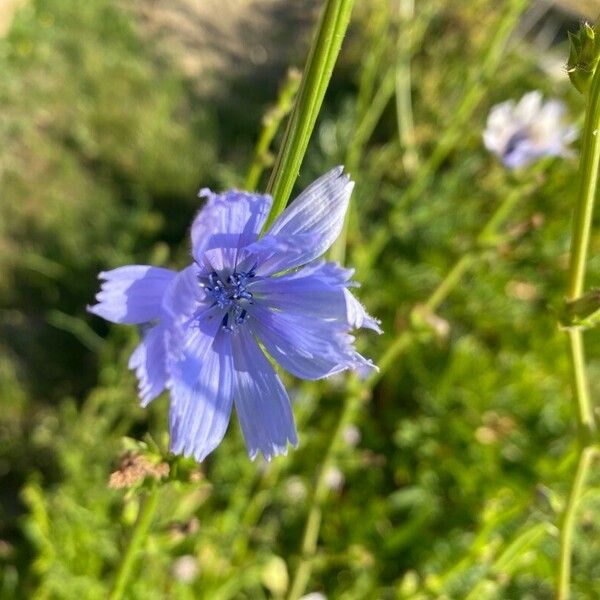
504, 128, 530, 158
199, 267, 256, 332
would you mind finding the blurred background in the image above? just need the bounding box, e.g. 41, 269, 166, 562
2, 0, 600, 597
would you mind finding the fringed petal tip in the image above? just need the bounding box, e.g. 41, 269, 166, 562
365, 315, 383, 334
86, 273, 111, 314
353, 357, 379, 380
86, 303, 99, 316
344, 289, 383, 334
333, 163, 353, 184
170, 443, 212, 464
87, 266, 176, 325
247, 437, 299, 462
127, 325, 167, 408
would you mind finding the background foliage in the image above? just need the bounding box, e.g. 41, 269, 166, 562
2, 0, 600, 598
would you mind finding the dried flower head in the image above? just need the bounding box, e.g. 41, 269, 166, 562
108, 452, 169, 489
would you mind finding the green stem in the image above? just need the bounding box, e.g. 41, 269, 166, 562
557, 61, 600, 599
395, 0, 419, 173
354, 1, 391, 120
423, 254, 475, 313
369, 331, 412, 388
245, 69, 301, 191
568, 330, 595, 438
330, 6, 433, 264
476, 187, 523, 243
264, 0, 355, 228
567, 66, 600, 301
288, 175, 537, 595
557, 446, 597, 600
287, 378, 364, 600
394, 0, 526, 211
329, 68, 395, 263
375, 184, 526, 386
109, 486, 159, 600
348, 67, 396, 174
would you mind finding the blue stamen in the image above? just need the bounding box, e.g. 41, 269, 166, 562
199, 269, 255, 332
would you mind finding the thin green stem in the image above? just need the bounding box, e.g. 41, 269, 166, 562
568, 330, 595, 438
245, 69, 301, 192
330, 5, 433, 264
394, 0, 526, 210
395, 0, 419, 173
477, 187, 523, 243
329, 68, 395, 263
264, 0, 355, 228
557, 446, 597, 600
287, 377, 364, 600
567, 67, 600, 301
423, 254, 475, 313
369, 331, 412, 388
374, 184, 527, 386
109, 486, 159, 600
354, 0, 391, 120
556, 46, 600, 600
289, 176, 534, 596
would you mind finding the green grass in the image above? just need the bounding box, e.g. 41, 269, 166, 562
2, 0, 600, 598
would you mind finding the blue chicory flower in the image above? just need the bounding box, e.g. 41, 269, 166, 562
483, 91, 577, 169
89, 167, 380, 462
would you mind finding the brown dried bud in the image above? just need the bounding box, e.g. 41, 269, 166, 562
108, 452, 169, 489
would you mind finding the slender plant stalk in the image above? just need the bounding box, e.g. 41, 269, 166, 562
423, 254, 475, 313
354, 0, 391, 121
556, 58, 600, 600
330, 5, 433, 264
287, 377, 364, 600
374, 183, 525, 386
395, 0, 419, 173
567, 72, 600, 303
329, 68, 396, 263
557, 446, 597, 600
395, 0, 527, 210
339, 0, 527, 275
245, 69, 301, 192
109, 486, 159, 600
567, 330, 595, 435
289, 175, 537, 597
264, 0, 355, 228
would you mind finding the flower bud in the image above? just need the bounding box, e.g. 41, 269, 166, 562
567, 21, 600, 94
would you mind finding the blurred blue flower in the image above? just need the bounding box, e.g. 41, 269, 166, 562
89, 167, 380, 461
483, 91, 577, 169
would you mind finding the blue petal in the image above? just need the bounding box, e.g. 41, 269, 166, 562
344, 289, 383, 333
88, 266, 176, 324
249, 304, 373, 380
191, 190, 272, 270
249, 262, 348, 318
247, 262, 377, 379
162, 264, 207, 326
168, 309, 235, 462
266, 166, 353, 268
232, 328, 297, 461
128, 323, 168, 406
237, 233, 319, 276
250, 262, 380, 329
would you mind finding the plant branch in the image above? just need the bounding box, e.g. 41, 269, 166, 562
109, 486, 159, 600
264, 0, 355, 228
